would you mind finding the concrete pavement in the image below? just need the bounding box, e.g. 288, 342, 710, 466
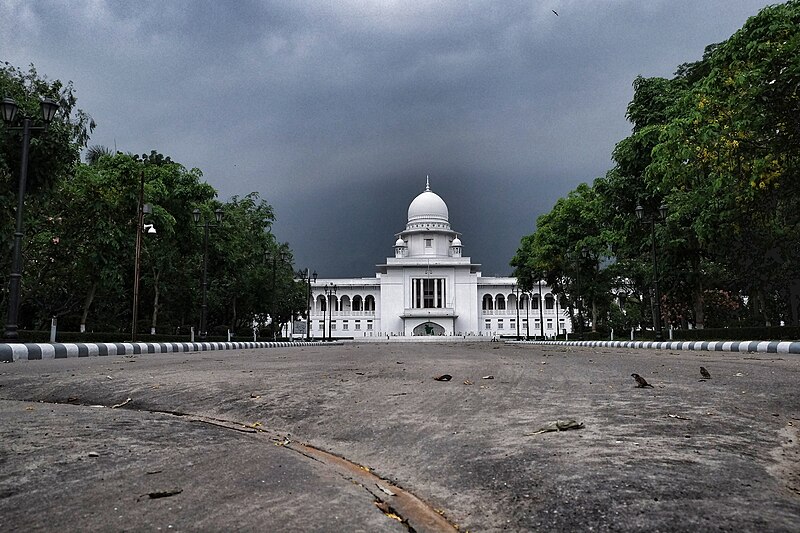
1, 341, 799, 531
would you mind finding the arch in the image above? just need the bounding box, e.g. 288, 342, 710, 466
364, 295, 376, 311
544, 293, 555, 310
482, 294, 493, 310
496, 294, 506, 310
340, 295, 351, 312
316, 295, 327, 312
520, 294, 529, 309
508, 294, 518, 310
413, 321, 445, 336
352, 295, 363, 311
531, 295, 539, 310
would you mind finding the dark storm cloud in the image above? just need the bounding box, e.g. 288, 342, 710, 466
0, 0, 777, 277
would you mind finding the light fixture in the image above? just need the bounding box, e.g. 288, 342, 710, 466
659, 204, 668, 220
214, 208, 224, 223
635, 205, 644, 220
144, 223, 157, 235
192, 208, 201, 224
1, 97, 18, 123
40, 98, 59, 123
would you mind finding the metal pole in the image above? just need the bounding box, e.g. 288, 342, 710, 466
200, 222, 209, 339
652, 220, 663, 341
131, 171, 144, 342
271, 256, 277, 340
322, 292, 327, 342
514, 287, 520, 340
538, 280, 544, 339
577, 259, 584, 341
306, 272, 312, 342
525, 291, 530, 340
3, 118, 32, 340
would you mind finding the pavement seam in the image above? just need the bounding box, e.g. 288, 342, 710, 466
6, 397, 457, 533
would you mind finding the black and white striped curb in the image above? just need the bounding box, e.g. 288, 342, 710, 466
508, 339, 800, 354
0, 341, 340, 362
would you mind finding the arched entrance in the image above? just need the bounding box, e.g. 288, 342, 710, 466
413, 321, 445, 336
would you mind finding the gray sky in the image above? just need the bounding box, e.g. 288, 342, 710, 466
1, 0, 778, 277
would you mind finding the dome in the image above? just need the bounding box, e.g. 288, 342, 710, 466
407, 178, 449, 225
395, 237, 406, 247
451, 237, 462, 247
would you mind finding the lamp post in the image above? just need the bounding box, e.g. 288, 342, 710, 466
512, 284, 521, 340
1, 97, 60, 340
298, 268, 317, 341
324, 283, 337, 341
266, 246, 290, 340
636, 203, 668, 342
193, 207, 223, 339
132, 170, 157, 342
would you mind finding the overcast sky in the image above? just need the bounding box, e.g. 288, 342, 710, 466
1, 0, 778, 277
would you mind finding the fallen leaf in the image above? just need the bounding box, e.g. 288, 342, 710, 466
463, 380, 473, 385
482, 375, 494, 380
111, 398, 132, 409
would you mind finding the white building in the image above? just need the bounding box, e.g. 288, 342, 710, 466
305, 179, 572, 339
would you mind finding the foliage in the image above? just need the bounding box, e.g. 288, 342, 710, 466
513, 1, 800, 331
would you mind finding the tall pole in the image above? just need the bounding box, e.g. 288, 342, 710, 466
538, 280, 545, 339
200, 222, 209, 339
576, 257, 584, 341
3, 118, 31, 340
304, 271, 309, 341
514, 286, 521, 340
131, 171, 144, 342
525, 290, 530, 340
651, 220, 663, 342
271, 255, 278, 340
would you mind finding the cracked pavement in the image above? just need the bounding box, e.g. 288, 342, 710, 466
1, 341, 799, 532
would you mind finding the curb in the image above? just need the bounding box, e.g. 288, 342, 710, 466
508, 339, 800, 354
0, 341, 340, 362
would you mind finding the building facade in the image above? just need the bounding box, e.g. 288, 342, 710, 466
305, 180, 572, 339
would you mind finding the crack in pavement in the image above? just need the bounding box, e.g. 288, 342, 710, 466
2, 397, 456, 533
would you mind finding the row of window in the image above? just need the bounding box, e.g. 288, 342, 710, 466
316, 320, 374, 331
483, 318, 567, 330
482, 293, 558, 311
315, 294, 376, 312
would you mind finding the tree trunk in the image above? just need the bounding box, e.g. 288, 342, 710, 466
150, 268, 160, 335
693, 289, 705, 330
591, 298, 598, 332
757, 290, 771, 326
80, 281, 97, 333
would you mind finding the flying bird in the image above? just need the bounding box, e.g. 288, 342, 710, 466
700, 367, 711, 379
552, 9, 559, 16
631, 373, 654, 388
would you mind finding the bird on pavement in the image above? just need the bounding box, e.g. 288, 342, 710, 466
631, 373, 654, 388
700, 366, 711, 379
433, 374, 452, 381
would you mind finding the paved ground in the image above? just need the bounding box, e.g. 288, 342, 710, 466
1, 341, 799, 532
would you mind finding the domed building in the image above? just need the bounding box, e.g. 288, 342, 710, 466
304, 179, 572, 339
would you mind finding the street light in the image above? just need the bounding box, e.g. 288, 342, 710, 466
132, 170, 157, 341
298, 268, 317, 341
537, 280, 545, 339
193, 207, 223, 339
1, 96, 60, 340
573, 246, 589, 341
265, 246, 290, 340
636, 203, 668, 341
324, 283, 337, 341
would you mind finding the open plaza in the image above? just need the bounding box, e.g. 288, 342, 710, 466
1, 341, 798, 532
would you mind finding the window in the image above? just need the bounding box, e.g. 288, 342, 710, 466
364, 295, 376, 311
547, 319, 553, 330
343, 321, 349, 331
498, 319, 504, 329
367, 321, 373, 330
425, 238, 432, 248
485, 320, 491, 330
331, 321, 337, 331
559, 320, 565, 330
497, 295, 506, 310
318, 321, 324, 330
482, 295, 493, 310
352, 295, 363, 311
355, 320, 361, 331
510, 319, 516, 330
534, 320, 540, 330
522, 319, 528, 328
532, 298, 539, 310
412, 278, 445, 308
545, 294, 555, 310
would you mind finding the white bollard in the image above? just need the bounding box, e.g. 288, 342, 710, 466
669, 325, 674, 340
227, 329, 231, 342
630, 328, 634, 341
610, 328, 614, 341
50, 317, 57, 343
190, 326, 195, 343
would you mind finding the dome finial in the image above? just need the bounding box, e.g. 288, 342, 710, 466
425, 175, 430, 191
